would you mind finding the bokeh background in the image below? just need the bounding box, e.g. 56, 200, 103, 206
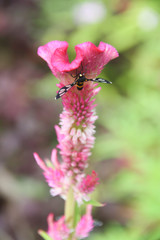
0, 0, 160, 239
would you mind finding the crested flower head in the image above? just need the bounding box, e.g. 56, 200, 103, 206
38, 41, 118, 81
38, 41, 118, 178
36, 41, 118, 203
35, 41, 118, 239
35, 41, 118, 240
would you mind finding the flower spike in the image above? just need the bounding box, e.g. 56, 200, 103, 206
36, 40, 118, 239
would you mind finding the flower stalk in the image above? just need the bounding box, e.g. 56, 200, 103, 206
65, 186, 75, 228
34, 41, 118, 240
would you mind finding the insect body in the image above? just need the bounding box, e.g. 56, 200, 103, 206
76, 74, 86, 90
55, 73, 112, 100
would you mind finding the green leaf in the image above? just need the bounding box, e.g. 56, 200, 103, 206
38, 230, 53, 240
84, 199, 105, 207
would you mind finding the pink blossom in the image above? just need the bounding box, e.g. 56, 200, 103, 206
46, 214, 70, 240
36, 41, 118, 202
36, 41, 118, 239
38, 42, 118, 177
75, 205, 94, 239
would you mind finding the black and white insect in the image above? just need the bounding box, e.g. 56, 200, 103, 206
55, 73, 112, 100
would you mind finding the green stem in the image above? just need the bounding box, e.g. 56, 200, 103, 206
65, 186, 75, 229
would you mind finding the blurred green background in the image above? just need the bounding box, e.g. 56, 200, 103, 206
0, 0, 160, 239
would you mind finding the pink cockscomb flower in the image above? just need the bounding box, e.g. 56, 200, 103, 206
37, 41, 118, 179
36, 41, 118, 239
36, 41, 118, 202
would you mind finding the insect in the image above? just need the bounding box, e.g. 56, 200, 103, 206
55, 73, 112, 100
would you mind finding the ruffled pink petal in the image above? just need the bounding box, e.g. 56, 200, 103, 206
37, 41, 69, 77
75, 41, 119, 76
98, 41, 119, 60
52, 46, 83, 73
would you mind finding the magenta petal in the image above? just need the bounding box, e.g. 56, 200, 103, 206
37, 41, 69, 77
75, 41, 119, 76
98, 41, 119, 60
38, 40, 83, 76
52, 46, 83, 73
